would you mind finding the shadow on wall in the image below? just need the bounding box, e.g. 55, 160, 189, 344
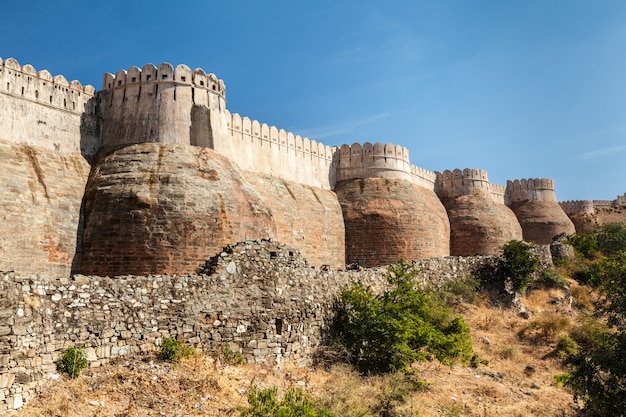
79, 96, 101, 162
72, 96, 102, 274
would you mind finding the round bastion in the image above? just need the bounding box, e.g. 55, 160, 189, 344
80, 143, 276, 276
436, 169, 523, 256
335, 177, 450, 268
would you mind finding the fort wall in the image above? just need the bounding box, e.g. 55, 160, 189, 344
0, 57, 98, 157
222, 111, 336, 189
506, 178, 557, 203
98, 63, 227, 149
335, 142, 437, 190
0, 139, 89, 278
559, 200, 595, 215
434, 168, 508, 204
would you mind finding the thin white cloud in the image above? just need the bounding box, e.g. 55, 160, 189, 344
577, 144, 626, 160
298, 112, 391, 140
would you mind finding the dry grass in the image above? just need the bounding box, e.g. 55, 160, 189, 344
15, 286, 585, 417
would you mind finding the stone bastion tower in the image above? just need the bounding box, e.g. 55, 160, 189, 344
506, 178, 575, 244
435, 168, 523, 256
333, 142, 450, 268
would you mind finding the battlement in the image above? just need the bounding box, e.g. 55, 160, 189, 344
435, 168, 490, 197
0, 57, 95, 114
222, 110, 335, 189
335, 142, 435, 188
559, 200, 595, 215
617, 193, 626, 206
506, 178, 556, 203
0, 57, 98, 155
102, 62, 225, 98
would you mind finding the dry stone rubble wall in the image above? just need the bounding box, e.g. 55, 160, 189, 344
0, 239, 502, 414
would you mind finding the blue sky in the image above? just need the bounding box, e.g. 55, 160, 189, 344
1, 0, 625, 200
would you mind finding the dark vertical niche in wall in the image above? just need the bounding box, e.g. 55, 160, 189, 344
190, 104, 213, 148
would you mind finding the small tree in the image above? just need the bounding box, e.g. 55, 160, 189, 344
333, 261, 473, 374
597, 222, 626, 256
498, 240, 539, 293
565, 251, 626, 415
57, 346, 88, 378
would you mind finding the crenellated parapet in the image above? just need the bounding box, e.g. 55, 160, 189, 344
0, 57, 98, 155
435, 168, 490, 198
559, 200, 595, 215
506, 178, 557, 203
101, 62, 225, 100
222, 111, 335, 189
98, 62, 228, 149
227, 112, 334, 161
335, 142, 436, 188
0, 57, 96, 114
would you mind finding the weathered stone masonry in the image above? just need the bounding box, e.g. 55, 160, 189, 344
0, 239, 499, 413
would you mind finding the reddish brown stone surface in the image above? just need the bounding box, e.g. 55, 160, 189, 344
443, 192, 523, 256
80, 144, 276, 276
595, 206, 626, 228
244, 173, 345, 269
567, 212, 598, 234
0, 139, 89, 277
335, 178, 450, 268
510, 201, 575, 244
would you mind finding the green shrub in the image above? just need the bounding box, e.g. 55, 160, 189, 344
498, 240, 539, 293
536, 268, 567, 288
160, 337, 193, 362
57, 346, 88, 378
239, 386, 333, 417
565, 250, 626, 415
566, 233, 598, 259
589, 251, 626, 327
333, 261, 473, 374
439, 274, 480, 305
597, 222, 626, 256
553, 373, 571, 387
223, 343, 245, 365
554, 335, 579, 358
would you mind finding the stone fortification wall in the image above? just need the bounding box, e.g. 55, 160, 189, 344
242, 172, 345, 269
79, 143, 345, 275
0, 139, 89, 278
434, 168, 523, 256
335, 177, 450, 267
222, 111, 335, 189
335, 142, 437, 190
0, 58, 98, 157
506, 178, 557, 203
559, 200, 595, 215
435, 168, 506, 204
0, 238, 501, 414
99, 63, 227, 149
79, 144, 276, 276
506, 178, 575, 244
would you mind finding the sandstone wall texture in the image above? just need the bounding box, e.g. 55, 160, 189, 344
243, 173, 345, 269
0, 57, 99, 158
0, 139, 89, 278
79, 143, 276, 276
0, 239, 503, 414
509, 200, 576, 244
442, 192, 523, 256
335, 178, 450, 267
